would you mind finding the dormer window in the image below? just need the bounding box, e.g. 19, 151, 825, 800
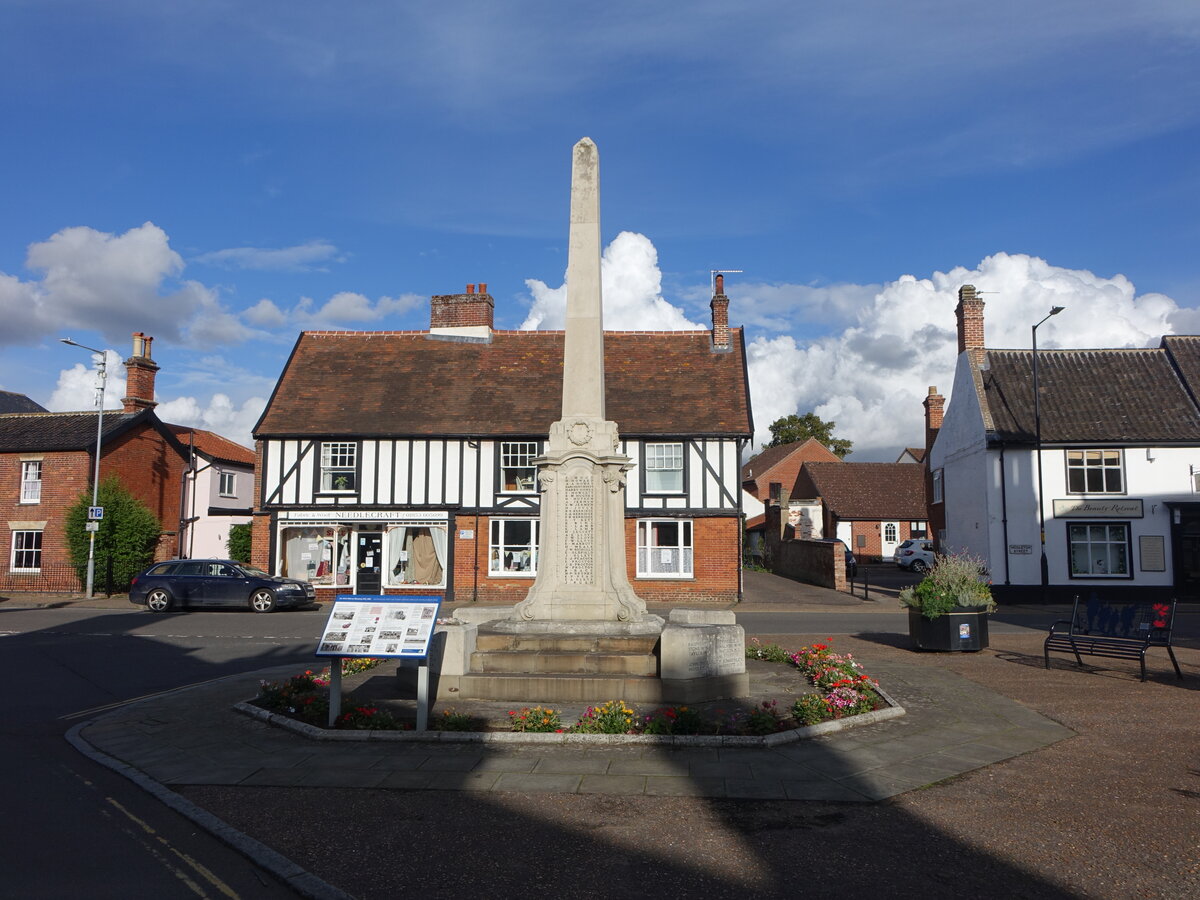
320, 442, 358, 492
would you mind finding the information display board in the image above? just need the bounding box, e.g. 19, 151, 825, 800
315, 594, 441, 658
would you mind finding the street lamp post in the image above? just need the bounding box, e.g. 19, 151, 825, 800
1032, 307, 1065, 592
61, 338, 109, 598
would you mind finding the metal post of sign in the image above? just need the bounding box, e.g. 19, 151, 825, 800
416, 663, 430, 731
328, 659, 342, 728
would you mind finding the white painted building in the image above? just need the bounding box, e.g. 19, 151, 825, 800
174, 427, 255, 560
930, 285, 1200, 599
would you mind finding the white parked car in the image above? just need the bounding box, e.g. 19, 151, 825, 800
894, 539, 935, 573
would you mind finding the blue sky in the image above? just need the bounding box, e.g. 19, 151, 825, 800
2, 1, 1198, 458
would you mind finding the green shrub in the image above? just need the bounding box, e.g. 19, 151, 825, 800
65, 476, 161, 592
227, 523, 252, 562
899, 552, 996, 619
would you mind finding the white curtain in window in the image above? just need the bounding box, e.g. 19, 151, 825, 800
429, 526, 448, 572
386, 527, 408, 583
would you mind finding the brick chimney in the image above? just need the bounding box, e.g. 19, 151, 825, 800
923, 385, 944, 457
122, 332, 159, 413
710, 273, 730, 351
955, 284, 985, 355
430, 283, 495, 335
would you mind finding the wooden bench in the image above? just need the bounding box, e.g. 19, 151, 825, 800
1044, 594, 1183, 682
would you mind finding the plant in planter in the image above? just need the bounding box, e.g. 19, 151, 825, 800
899, 552, 996, 651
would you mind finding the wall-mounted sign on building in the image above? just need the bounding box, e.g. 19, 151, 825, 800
1052, 499, 1144, 519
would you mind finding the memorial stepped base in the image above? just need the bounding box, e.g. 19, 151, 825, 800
452, 624, 748, 704
469, 629, 659, 677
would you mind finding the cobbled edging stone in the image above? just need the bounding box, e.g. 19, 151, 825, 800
234, 681, 905, 746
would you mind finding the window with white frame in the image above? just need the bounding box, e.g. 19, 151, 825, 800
320, 442, 357, 492
1066, 449, 1124, 494
500, 442, 538, 493
910, 521, 927, 539
636, 519, 693, 577
218, 471, 236, 497
11, 530, 42, 571
932, 469, 944, 503
489, 519, 539, 576
883, 522, 897, 543
1068, 523, 1130, 577
20, 461, 41, 503
644, 442, 684, 493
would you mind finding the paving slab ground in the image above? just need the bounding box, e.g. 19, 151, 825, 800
72, 626, 1200, 899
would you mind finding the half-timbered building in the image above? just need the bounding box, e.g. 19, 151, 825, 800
251, 284, 754, 606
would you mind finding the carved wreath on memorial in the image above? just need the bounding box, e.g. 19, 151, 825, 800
567, 420, 593, 446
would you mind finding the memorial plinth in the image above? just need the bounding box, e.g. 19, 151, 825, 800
451, 137, 747, 705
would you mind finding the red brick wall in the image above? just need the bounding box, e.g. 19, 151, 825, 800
1, 423, 186, 588
449, 514, 740, 606
101, 426, 185, 559
430, 292, 494, 329
0, 450, 91, 586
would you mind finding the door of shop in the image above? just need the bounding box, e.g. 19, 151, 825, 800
355, 531, 383, 594
1175, 512, 1200, 597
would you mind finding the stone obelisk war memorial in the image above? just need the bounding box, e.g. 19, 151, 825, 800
440, 138, 747, 704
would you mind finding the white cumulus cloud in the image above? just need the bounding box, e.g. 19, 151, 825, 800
156, 394, 265, 449
47, 351, 128, 413
521, 231, 704, 331
746, 252, 1184, 459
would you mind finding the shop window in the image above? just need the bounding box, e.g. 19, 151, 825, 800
219, 471, 236, 497
1066, 449, 1124, 494
320, 442, 357, 492
280, 527, 351, 585
11, 530, 42, 571
500, 442, 538, 493
645, 443, 684, 493
20, 461, 41, 504
386, 525, 447, 587
1068, 523, 1130, 577
489, 519, 539, 576
636, 519, 693, 577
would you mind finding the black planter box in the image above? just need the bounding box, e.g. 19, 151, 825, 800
908, 608, 990, 652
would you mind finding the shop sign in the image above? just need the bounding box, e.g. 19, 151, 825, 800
281, 509, 448, 522
1052, 498, 1143, 518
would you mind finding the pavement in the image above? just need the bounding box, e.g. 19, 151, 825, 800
11, 569, 1200, 899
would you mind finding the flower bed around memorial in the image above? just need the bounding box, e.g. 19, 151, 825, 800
250, 640, 889, 735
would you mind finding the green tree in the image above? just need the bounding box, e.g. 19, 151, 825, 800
765, 412, 853, 458
227, 523, 252, 563
65, 476, 161, 593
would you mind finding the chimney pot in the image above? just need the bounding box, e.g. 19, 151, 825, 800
466, 284, 475, 294
479, 282, 487, 294
122, 331, 160, 412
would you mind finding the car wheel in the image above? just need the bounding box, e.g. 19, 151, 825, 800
250, 589, 277, 613
146, 589, 173, 613
910, 560, 929, 574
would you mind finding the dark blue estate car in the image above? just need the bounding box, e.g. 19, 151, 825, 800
130, 559, 316, 613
